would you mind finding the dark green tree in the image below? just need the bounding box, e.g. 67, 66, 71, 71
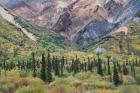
97, 56, 103, 76
123, 63, 129, 75
60, 56, 65, 76
87, 57, 92, 72
40, 54, 47, 82
131, 62, 136, 78
46, 53, 53, 83
74, 56, 80, 73
54, 57, 60, 76
107, 56, 111, 75
32, 53, 37, 77
113, 62, 120, 86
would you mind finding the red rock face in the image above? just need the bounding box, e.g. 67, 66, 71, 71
6, 0, 73, 28
0, 0, 124, 32
52, 0, 123, 40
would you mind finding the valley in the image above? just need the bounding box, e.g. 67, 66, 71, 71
0, 0, 140, 93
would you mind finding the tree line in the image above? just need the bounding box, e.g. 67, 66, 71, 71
0, 53, 140, 86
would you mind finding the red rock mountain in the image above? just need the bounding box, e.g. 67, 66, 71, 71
0, 0, 140, 47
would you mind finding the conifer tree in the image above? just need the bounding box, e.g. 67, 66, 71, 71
60, 56, 65, 76
74, 56, 80, 73
46, 53, 53, 83
97, 57, 103, 76
17, 61, 20, 70
71, 59, 74, 72
0, 62, 2, 76
88, 57, 92, 71
133, 65, 136, 78
132, 62, 136, 78
118, 64, 122, 74
138, 59, 140, 67
52, 56, 55, 72
32, 53, 37, 77
113, 62, 120, 86
84, 62, 87, 72
54, 57, 60, 76
90, 61, 94, 72
107, 56, 111, 75
135, 58, 138, 67
103, 62, 107, 75
3, 61, 7, 77
123, 63, 129, 75
40, 54, 47, 82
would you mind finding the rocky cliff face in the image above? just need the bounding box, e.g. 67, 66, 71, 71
0, 0, 140, 47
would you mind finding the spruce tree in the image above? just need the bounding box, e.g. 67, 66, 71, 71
54, 57, 60, 76
32, 53, 37, 77
88, 57, 92, 72
60, 56, 65, 76
103, 62, 107, 75
113, 62, 120, 86
74, 56, 80, 73
107, 56, 111, 75
40, 54, 47, 82
131, 62, 136, 78
71, 59, 74, 72
135, 58, 138, 67
97, 57, 103, 76
3, 61, 7, 77
84, 62, 87, 72
139, 59, 140, 67
123, 63, 129, 75
0, 62, 2, 76
52, 56, 55, 72
17, 61, 20, 70
46, 53, 53, 83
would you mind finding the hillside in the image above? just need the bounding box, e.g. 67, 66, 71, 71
86, 18, 140, 56
1, 0, 140, 47
0, 16, 39, 61
0, 14, 76, 61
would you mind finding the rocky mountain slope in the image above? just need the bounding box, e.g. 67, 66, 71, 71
0, 6, 37, 41
86, 18, 140, 55
0, 6, 77, 61
0, 0, 140, 47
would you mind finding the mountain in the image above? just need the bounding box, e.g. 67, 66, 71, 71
0, 5, 77, 61
0, 0, 140, 50
1, 0, 140, 48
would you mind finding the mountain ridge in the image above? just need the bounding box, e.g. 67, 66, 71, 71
0, 0, 140, 47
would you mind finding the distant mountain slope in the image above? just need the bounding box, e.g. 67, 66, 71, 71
0, 16, 77, 61
87, 18, 140, 56
1, 0, 140, 47
15, 16, 77, 50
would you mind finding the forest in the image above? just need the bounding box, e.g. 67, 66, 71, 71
0, 52, 140, 93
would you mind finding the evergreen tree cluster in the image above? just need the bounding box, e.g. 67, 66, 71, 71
0, 53, 139, 86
